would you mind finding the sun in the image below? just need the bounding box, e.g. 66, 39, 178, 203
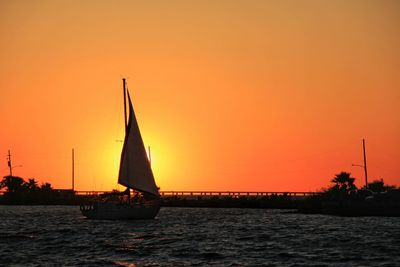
142, 135, 172, 191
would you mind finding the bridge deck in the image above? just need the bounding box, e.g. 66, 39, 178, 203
0, 190, 319, 197
72, 190, 318, 197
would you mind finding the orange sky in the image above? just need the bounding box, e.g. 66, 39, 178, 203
1, 0, 399, 192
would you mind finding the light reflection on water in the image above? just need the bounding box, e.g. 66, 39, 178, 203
0, 206, 399, 266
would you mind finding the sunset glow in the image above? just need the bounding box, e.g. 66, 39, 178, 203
1, 0, 399, 192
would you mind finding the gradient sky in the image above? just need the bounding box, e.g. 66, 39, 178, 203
1, 0, 399, 192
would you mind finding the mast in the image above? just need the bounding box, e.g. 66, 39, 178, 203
123, 78, 128, 133
122, 78, 131, 199
363, 139, 368, 188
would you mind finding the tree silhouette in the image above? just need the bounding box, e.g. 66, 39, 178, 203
26, 178, 39, 191
365, 179, 397, 192
0, 176, 80, 205
40, 182, 53, 192
0, 176, 25, 193
330, 172, 357, 195
1, 176, 58, 204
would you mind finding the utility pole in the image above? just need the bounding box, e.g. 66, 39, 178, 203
72, 148, 75, 191
7, 150, 12, 177
363, 139, 368, 189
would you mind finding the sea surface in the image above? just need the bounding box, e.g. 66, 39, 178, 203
0, 206, 399, 267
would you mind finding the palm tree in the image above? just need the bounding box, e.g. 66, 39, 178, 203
25, 178, 39, 191
330, 172, 357, 194
0, 176, 25, 193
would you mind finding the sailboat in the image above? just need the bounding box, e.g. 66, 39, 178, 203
80, 79, 161, 219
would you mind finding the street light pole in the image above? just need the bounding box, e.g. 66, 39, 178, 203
352, 139, 369, 189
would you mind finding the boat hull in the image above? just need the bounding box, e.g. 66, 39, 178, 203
80, 202, 160, 220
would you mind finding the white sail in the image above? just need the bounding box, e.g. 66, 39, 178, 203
118, 92, 160, 197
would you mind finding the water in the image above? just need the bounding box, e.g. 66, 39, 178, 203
0, 206, 399, 266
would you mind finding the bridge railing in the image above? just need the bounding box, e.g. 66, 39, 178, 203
73, 190, 319, 197
160, 191, 319, 197
0, 190, 319, 197
74, 191, 110, 196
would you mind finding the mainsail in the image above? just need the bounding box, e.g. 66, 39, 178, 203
118, 92, 160, 197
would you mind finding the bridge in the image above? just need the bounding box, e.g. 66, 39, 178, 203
160, 191, 317, 197
73, 190, 318, 198
0, 190, 319, 198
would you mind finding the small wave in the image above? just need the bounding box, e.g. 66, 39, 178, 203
132, 234, 157, 240
235, 235, 255, 241
278, 252, 299, 258
158, 237, 184, 245
199, 252, 225, 260
0, 233, 36, 241
114, 261, 137, 267
171, 247, 200, 258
